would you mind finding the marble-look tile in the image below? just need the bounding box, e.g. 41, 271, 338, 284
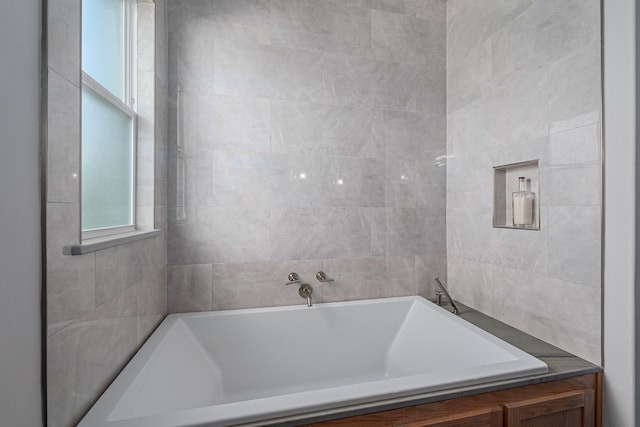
415, 255, 447, 298
546, 43, 601, 134
371, 61, 424, 112
270, 207, 373, 260
210, 151, 323, 208
385, 157, 416, 208
491, 264, 601, 364
212, 94, 271, 153
384, 112, 446, 160
47, 286, 138, 427
386, 208, 445, 257
542, 165, 601, 206
137, 3, 156, 73
321, 156, 385, 207
322, 54, 378, 107
322, 256, 415, 302
167, 264, 213, 312
336, 0, 407, 15
371, 9, 444, 67
447, 0, 534, 61
171, 91, 271, 157
137, 267, 167, 342
47, 70, 80, 203
213, 39, 324, 102
271, 0, 372, 57
548, 205, 601, 287
94, 235, 164, 306
364, 207, 387, 256
46, 203, 95, 328
171, 0, 271, 45
210, 259, 323, 310
547, 123, 601, 167
136, 137, 155, 208
137, 71, 155, 140
403, 0, 445, 21
491, 0, 599, 79
168, 206, 271, 264
447, 37, 492, 113
168, 12, 215, 91
47, 0, 80, 85
270, 101, 382, 158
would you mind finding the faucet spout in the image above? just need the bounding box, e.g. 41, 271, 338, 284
298, 283, 313, 307
434, 277, 459, 315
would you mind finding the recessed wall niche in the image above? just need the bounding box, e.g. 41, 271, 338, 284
493, 160, 540, 230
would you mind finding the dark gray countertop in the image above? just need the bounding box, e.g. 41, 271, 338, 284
253, 301, 601, 427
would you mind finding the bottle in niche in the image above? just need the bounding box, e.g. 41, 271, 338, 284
512, 177, 534, 228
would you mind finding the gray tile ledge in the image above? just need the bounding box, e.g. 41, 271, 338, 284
64, 229, 161, 255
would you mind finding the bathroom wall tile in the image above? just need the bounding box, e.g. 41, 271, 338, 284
371, 10, 444, 68
336, 0, 407, 15
168, 14, 215, 91
137, 3, 156, 73
167, 264, 213, 312
46, 203, 95, 329
386, 208, 445, 257
136, 137, 155, 208
47, 70, 80, 203
212, 94, 271, 153
210, 151, 323, 208
169, 206, 271, 264
415, 255, 447, 298
446, 37, 492, 113
547, 123, 601, 167
371, 61, 423, 112
271, 0, 372, 57
270, 101, 382, 158
542, 165, 601, 206
213, 39, 324, 102
322, 54, 377, 107
95, 235, 164, 306
491, 0, 599, 79
47, 286, 138, 427
322, 256, 416, 302
211, 259, 323, 310
416, 161, 446, 213
47, 0, 80, 85
321, 156, 385, 207
545, 43, 601, 134
175, 0, 271, 45
137, 267, 167, 342
364, 207, 387, 256
492, 264, 601, 364
270, 207, 373, 260
446, 0, 534, 63
548, 205, 601, 287
384, 111, 446, 160
404, 0, 446, 21
385, 157, 416, 208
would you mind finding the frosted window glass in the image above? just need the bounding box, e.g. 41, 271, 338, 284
82, 86, 133, 230
82, 0, 125, 99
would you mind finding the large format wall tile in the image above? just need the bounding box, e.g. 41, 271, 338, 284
168, 0, 447, 312
447, 0, 601, 364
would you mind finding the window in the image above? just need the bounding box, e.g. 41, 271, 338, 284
81, 0, 137, 236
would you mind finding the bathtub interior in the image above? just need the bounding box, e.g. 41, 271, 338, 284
107, 298, 544, 422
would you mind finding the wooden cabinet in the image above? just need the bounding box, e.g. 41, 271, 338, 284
504, 389, 595, 427
306, 374, 600, 427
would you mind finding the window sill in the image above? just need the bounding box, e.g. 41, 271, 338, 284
63, 229, 161, 255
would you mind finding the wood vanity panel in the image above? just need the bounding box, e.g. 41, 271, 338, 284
308, 374, 599, 427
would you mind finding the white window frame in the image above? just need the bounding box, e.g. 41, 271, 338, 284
81, 0, 138, 240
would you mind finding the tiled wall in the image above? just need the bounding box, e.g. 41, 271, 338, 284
446, 0, 602, 363
45, 1, 169, 426
166, 0, 448, 311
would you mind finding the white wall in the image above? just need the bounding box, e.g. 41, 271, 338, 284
0, 0, 43, 426
603, 0, 637, 425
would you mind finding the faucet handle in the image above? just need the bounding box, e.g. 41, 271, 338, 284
316, 271, 334, 282
284, 272, 300, 286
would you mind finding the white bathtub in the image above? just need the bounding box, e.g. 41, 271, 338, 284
79, 296, 547, 427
